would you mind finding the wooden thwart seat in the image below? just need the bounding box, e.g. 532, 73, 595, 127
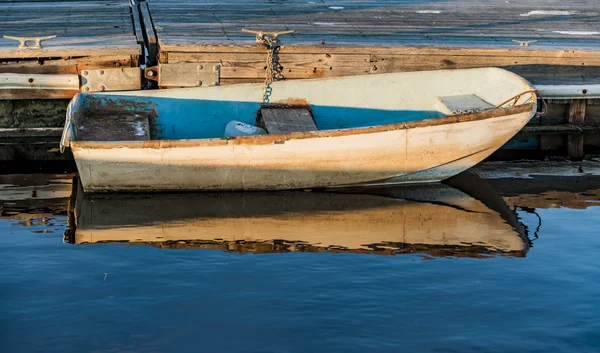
436, 94, 494, 115
77, 114, 150, 141
258, 107, 317, 134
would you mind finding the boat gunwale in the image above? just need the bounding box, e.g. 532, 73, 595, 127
70, 103, 535, 150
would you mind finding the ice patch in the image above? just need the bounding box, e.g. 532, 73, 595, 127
520, 10, 575, 17
416, 10, 442, 14
553, 30, 600, 36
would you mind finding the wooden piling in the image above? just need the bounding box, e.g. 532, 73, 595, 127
568, 134, 585, 160
566, 100, 587, 125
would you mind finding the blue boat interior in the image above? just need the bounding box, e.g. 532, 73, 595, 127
72, 93, 449, 141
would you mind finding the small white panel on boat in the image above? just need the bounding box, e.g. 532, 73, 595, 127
258, 108, 317, 134
436, 94, 494, 115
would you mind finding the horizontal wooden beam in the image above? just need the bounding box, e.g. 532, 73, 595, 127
0, 73, 79, 99
0, 55, 137, 75
0, 73, 79, 90
164, 50, 600, 89
160, 42, 600, 59
0, 127, 63, 138
0, 47, 141, 60
0, 89, 79, 99
537, 84, 600, 99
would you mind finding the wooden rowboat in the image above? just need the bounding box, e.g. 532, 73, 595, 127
60, 68, 538, 192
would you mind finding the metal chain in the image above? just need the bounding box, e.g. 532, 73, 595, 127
261, 36, 276, 103
241, 29, 295, 103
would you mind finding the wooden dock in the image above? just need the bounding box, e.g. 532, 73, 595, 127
1, 0, 599, 90
151, 0, 600, 85
149, 0, 600, 128
1, 0, 600, 163
0, 0, 142, 99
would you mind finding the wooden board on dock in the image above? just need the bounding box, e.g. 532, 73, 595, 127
148, 0, 600, 86
0, 0, 140, 59
0, 0, 142, 99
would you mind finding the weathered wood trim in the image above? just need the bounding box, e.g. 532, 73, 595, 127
370, 54, 600, 73
166, 52, 371, 79
160, 43, 600, 59
0, 127, 63, 138
0, 73, 79, 99
0, 73, 79, 90
0, 89, 80, 99
0, 48, 141, 60
130, 54, 140, 68
0, 56, 135, 75
537, 85, 600, 100
162, 48, 600, 85
568, 134, 585, 160
521, 125, 599, 133
158, 51, 168, 64
566, 100, 587, 125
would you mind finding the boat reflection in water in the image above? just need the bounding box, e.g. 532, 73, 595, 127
66, 172, 531, 258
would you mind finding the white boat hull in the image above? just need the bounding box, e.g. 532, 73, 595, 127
72, 108, 532, 192
63, 68, 538, 192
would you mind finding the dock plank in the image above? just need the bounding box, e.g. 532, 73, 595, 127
0, 0, 140, 59
150, 0, 600, 50
150, 0, 600, 87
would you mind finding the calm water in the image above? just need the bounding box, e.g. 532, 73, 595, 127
1, 172, 599, 353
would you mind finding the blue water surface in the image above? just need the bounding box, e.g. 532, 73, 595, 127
1, 207, 599, 353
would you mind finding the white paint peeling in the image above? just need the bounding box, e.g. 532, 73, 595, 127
329, 6, 344, 10
133, 120, 146, 137
416, 10, 442, 14
519, 10, 575, 17
553, 30, 600, 36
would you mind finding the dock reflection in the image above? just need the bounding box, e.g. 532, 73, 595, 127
65, 172, 531, 258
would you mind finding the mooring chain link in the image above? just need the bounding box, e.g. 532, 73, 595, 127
242, 29, 295, 103
262, 35, 276, 103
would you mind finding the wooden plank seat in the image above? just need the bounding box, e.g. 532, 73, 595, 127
76, 113, 150, 141
258, 106, 317, 134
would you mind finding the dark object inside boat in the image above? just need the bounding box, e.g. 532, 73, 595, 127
256, 105, 317, 134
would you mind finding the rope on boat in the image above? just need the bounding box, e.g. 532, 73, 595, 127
59, 97, 76, 153
242, 29, 295, 103
494, 89, 548, 117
